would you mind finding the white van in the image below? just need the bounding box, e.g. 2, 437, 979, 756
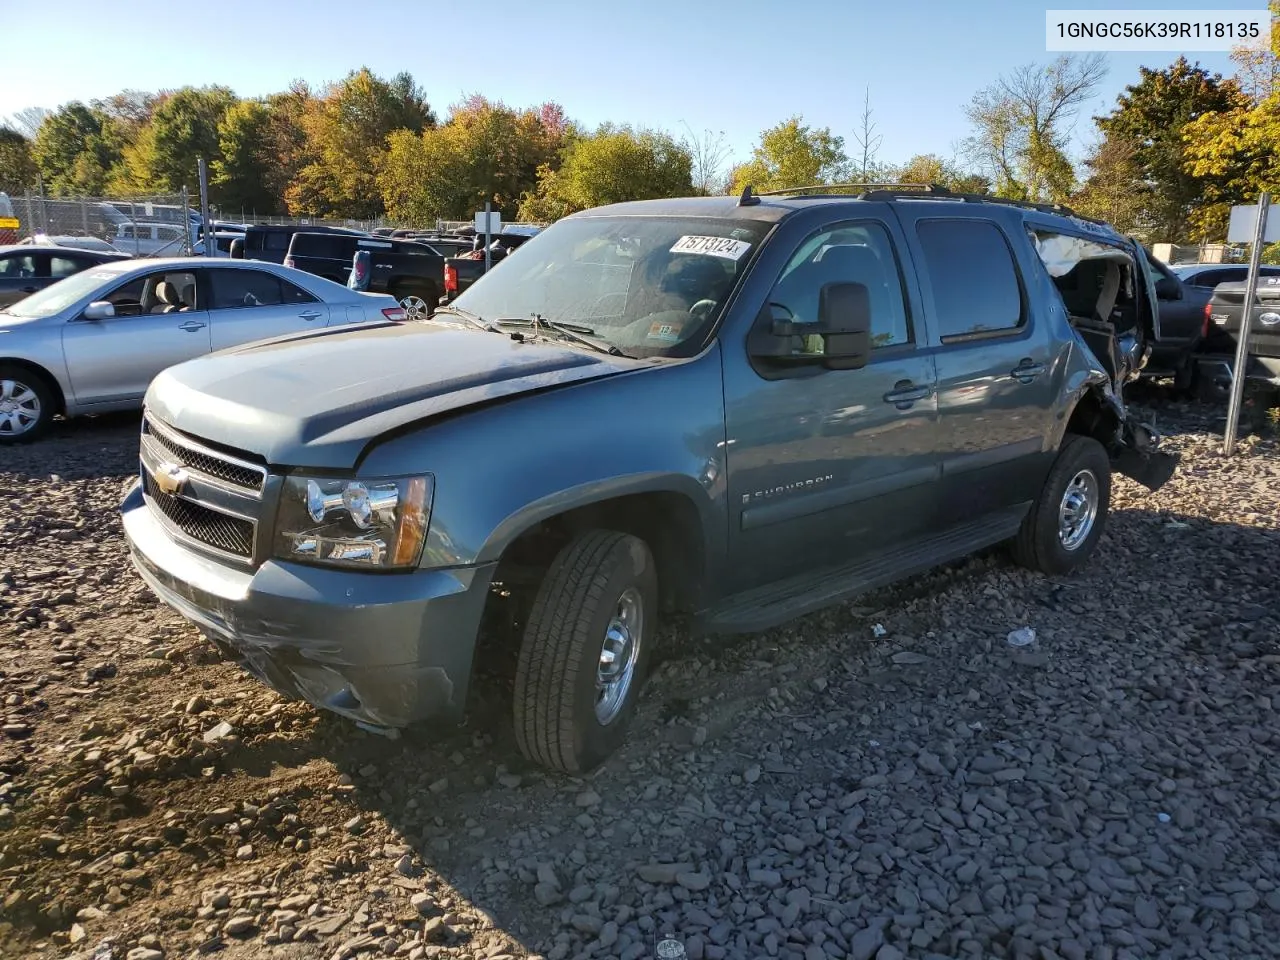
110, 221, 194, 256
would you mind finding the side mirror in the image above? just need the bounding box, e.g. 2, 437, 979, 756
82, 300, 115, 321
749, 281, 872, 370
1155, 276, 1181, 300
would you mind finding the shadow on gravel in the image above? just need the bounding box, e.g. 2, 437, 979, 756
3, 411, 142, 480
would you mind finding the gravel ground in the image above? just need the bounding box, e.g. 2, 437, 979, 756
1, 394, 1278, 960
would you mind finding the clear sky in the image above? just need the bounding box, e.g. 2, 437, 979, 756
2, 0, 1243, 170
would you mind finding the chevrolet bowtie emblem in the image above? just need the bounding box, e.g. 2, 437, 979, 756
152, 461, 189, 496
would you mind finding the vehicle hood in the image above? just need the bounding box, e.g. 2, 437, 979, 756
0, 314, 44, 331
146, 320, 646, 468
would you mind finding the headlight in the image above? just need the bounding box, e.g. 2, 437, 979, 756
273, 475, 432, 569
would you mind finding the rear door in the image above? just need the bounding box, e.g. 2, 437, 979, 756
206, 267, 328, 351
893, 212, 1058, 525
61, 268, 212, 404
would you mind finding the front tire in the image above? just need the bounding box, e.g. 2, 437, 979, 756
0, 365, 55, 444
1011, 434, 1111, 575
513, 530, 657, 774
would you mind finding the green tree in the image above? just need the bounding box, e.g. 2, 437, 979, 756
518, 124, 693, 221
0, 128, 39, 192
1094, 58, 1247, 240
893, 154, 991, 194
963, 54, 1107, 203
125, 86, 237, 194
728, 116, 849, 194
212, 100, 278, 215
288, 68, 434, 218
379, 96, 568, 223
31, 103, 121, 195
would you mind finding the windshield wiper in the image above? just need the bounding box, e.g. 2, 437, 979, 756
499, 316, 629, 357
432, 305, 503, 333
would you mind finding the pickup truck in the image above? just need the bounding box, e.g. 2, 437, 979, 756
439, 228, 540, 305
286, 232, 445, 319
1198, 276, 1280, 400
120, 187, 1175, 774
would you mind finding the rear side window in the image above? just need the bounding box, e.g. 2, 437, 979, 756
294, 235, 353, 259
917, 219, 1023, 340
49, 256, 87, 278
210, 270, 284, 309
264, 232, 291, 252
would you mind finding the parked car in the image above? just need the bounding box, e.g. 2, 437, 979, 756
439, 227, 541, 304
119, 188, 1176, 774
285, 231, 445, 319
0, 257, 404, 441
1171, 262, 1280, 290
17, 234, 124, 254
242, 224, 368, 265
1197, 276, 1280, 401
0, 244, 130, 308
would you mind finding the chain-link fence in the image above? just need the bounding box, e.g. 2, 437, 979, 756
1, 193, 197, 257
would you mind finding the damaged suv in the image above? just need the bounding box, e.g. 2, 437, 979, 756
120, 186, 1176, 773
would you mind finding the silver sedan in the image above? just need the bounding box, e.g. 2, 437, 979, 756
0, 257, 405, 442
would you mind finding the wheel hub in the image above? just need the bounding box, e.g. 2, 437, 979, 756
1058, 469, 1099, 551
596, 587, 643, 725
0, 379, 39, 435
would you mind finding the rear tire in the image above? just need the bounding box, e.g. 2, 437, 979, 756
395, 284, 438, 321
513, 530, 657, 774
1011, 434, 1111, 576
0, 364, 55, 444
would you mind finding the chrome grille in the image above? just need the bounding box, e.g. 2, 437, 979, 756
142, 416, 266, 493
143, 473, 255, 558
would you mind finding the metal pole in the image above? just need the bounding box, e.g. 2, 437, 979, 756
483, 200, 492, 274
181, 186, 191, 255
196, 159, 213, 258
1223, 190, 1271, 456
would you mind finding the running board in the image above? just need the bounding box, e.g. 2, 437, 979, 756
699, 504, 1029, 635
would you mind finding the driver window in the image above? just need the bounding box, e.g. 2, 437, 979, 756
767, 222, 912, 349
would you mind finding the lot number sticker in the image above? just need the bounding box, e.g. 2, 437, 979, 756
670, 235, 752, 260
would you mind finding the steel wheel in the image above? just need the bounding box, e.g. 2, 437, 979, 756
400, 295, 430, 321
1058, 468, 1099, 551
0, 378, 42, 438
596, 587, 643, 725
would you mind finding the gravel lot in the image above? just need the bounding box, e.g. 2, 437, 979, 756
1, 393, 1278, 960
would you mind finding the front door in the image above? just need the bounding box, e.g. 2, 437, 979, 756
61, 268, 211, 405
893, 212, 1059, 525
206, 267, 328, 351
723, 217, 941, 593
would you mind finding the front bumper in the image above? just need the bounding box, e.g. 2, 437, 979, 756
121, 480, 496, 730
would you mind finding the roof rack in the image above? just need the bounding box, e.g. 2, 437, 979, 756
854, 186, 1111, 226
756, 182, 937, 197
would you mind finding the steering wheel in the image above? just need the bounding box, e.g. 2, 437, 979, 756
688, 299, 718, 321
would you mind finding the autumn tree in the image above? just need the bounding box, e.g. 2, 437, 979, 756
851, 88, 886, 182
963, 54, 1107, 203
379, 96, 568, 223
1093, 58, 1247, 240
1071, 136, 1150, 235
31, 103, 122, 195
0, 128, 39, 192
4, 107, 51, 140
1181, 5, 1280, 238
728, 116, 849, 194
518, 125, 693, 221
893, 154, 991, 194
288, 69, 434, 218
116, 86, 237, 195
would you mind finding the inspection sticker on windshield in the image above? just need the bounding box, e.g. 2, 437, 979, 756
670, 235, 752, 260
647, 320, 684, 343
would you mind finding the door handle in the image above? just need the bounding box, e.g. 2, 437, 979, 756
883, 380, 933, 409
21, 286, 38, 293
299, 311, 322, 321
1010, 360, 1046, 383
178, 320, 206, 332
